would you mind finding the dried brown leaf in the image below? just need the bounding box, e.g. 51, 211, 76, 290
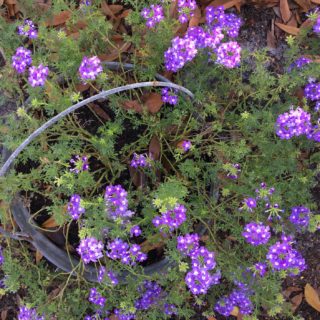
45, 11, 71, 27
101, 1, 116, 19
189, 5, 201, 27
230, 306, 239, 316
311, 0, 320, 4
142, 92, 163, 114
208, 0, 241, 10
291, 293, 303, 312
149, 135, 161, 160
122, 100, 143, 113
36, 250, 43, 264
294, 0, 312, 11
275, 22, 300, 35
1, 309, 8, 320
109, 4, 123, 15
42, 216, 59, 228
280, 0, 291, 23
98, 42, 131, 62
305, 283, 320, 312
89, 104, 111, 121
129, 166, 145, 188
0, 0, 4, 5
75, 83, 90, 92
283, 286, 302, 299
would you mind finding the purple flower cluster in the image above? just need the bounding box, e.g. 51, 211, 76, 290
97, 266, 118, 286
152, 204, 187, 232
77, 237, 104, 264
186, 26, 224, 50
79, 56, 103, 82
161, 87, 178, 105
185, 268, 218, 295
105, 185, 134, 220
164, 36, 198, 72
242, 222, 271, 246
70, 155, 89, 173
215, 41, 241, 68
206, 6, 242, 38
215, 289, 253, 316
88, 287, 106, 307
17, 20, 38, 39
255, 182, 275, 201
253, 262, 267, 277
288, 57, 311, 72
130, 225, 142, 237
67, 194, 85, 220
130, 153, 150, 168
190, 246, 216, 270
226, 163, 241, 179
114, 309, 136, 320
141, 4, 164, 28
0, 248, 3, 265
313, 16, 320, 33
304, 82, 320, 101
18, 306, 44, 320
289, 206, 310, 229
241, 197, 257, 212
275, 107, 312, 139
135, 281, 162, 310
107, 238, 146, 265
12, 47, 32, 74
266, 236, 306, 273
177, 233, 199, 255
182, 140, 192, 151
177, 0, 197, 24
307, 123, 320, 142
28, 64, 49, 87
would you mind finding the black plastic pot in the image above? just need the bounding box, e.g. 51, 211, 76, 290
0, 62, 211, 283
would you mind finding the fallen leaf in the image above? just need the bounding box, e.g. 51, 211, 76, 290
122, 100, 143, 113
206, 317, 217, 320
0, 0, 4, 5
45, 10, 71, 27
275, 22, 300, 35
101, 1, 117, 19
75, 83, 90, 92
36, 250, 43, 264
89, 103, 111, 121
294, 0, 312, 11
109, 4, 123, 15
208, 0, 241, 10
42, 216, 59, 228
305, 283, 320, 312
267, 20, 276, 49
98, 42, 131, 62
149, 135, 161, 160
291, 293, 303, 312
1, 309, 8, 320
311, 0, 320, 4
283, 286, 302, 299
129, 166, 145, 188
142, 92, 163, 114
189, 5, 201, 27
280, 0, 291, 23
230, 306, 239, 316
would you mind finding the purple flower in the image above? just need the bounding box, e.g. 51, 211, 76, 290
28, 64, 49, 87
97, 266, 118, 286
130, 153, 150, 168
177, 0, 197, 24
130, 225, 142, 237
253, 262, 267, 277
164, 303, 177, 316
77, 237, 104, 264
185, 268, 214, 295
164, 36, 197, 72
141, 5, 164, 28
152, 204, 187, 232
190, 246, 216, 270
17, 20, 38, 39
182, 140, 192, 151
216, 41, 241, 68
177, 233, 199, 255
161, 87, 178, 105
226, 163, 241, 179
107, 239, 146, 266
288, 57, 311, 72
88, 287, 106, 307
114, 309, 136, 320
255, 182, 275, 201
67, 194, 85, 220
304, 82, 320, 101
70, 155, 89, 173
307, 123, 320, 142
12, 47, 32, 73
266, 239, 306, 273
289, 206, 310, 229
214, 296, 234, 317
229, 289, 253, 315
79, 56, 103, 82
206, 6, 225, 25
275, 107, 312, 139
105, 185, 134, 220
18, 306, 44, 320
223, 13, 242, 38
242, 222, 271, 246
241, 197, 257, 212
313, 16, 320, 33
135, 281, 162, 310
